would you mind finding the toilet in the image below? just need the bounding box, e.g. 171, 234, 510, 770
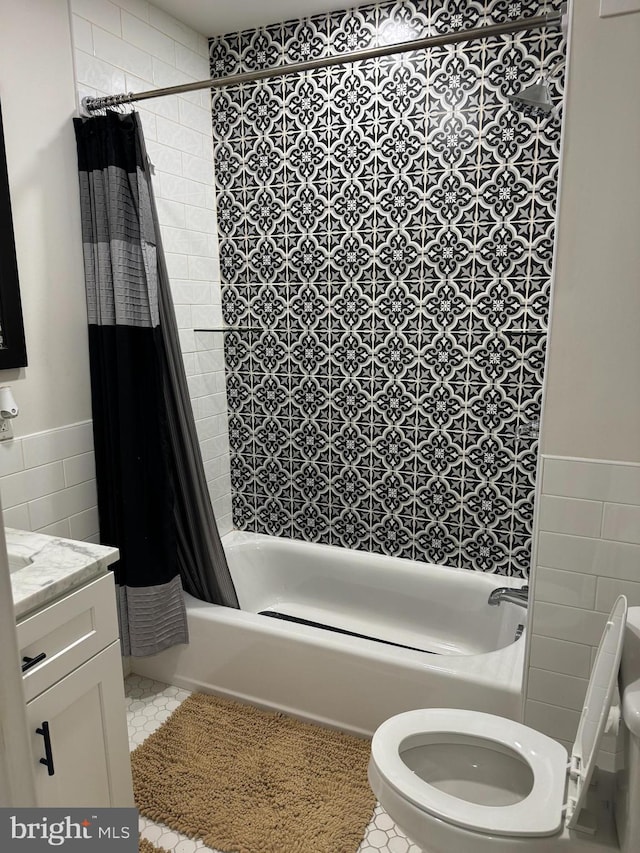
369, 596, 640, 853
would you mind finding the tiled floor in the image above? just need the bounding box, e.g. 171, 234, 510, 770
126, 675, 422, 853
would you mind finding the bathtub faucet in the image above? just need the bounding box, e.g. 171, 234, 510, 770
488, 585, 529, 608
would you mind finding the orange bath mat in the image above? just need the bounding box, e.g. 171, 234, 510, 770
131, 692, 376, 853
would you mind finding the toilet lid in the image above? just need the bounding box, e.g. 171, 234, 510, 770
566, 595, 627, 829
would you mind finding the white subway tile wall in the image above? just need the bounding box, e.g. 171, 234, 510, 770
0, 422, 99, 542
529, 634, 592, 679
527, 455, 640, 768
70, 0, 232, 534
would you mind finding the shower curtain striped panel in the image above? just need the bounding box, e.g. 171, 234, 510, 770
74, 111, 237, 657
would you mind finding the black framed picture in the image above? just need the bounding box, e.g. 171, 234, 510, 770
0, 102, 27, 369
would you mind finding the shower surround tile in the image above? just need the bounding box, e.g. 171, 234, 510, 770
210, 1, 565, 578
526, 456, 640, 766
126, 675, 421, 853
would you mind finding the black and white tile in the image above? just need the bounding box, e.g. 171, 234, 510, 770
210, 1, 565, 579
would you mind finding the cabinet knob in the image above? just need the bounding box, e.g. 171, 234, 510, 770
35, 721, 55, 776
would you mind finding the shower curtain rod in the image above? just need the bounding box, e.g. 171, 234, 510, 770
82, 10, 562, 114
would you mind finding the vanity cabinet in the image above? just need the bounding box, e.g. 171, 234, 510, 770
17, 572, 134, 808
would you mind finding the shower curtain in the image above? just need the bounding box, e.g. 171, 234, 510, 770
74, 111, 238, 657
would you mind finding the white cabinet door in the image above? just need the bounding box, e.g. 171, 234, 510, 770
26, 640, 134, 808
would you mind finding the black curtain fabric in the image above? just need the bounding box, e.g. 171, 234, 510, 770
74, 111, 238, 656
149, 142, 240, 608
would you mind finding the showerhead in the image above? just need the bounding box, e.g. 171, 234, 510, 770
507, 77, 553, 113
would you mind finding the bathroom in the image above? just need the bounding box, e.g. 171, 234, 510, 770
0, 0, 639, 850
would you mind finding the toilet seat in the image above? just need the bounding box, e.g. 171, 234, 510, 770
370, 707, 568, 837
370, 597, 629, 844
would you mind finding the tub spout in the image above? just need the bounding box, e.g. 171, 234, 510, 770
488, 585, 529, 608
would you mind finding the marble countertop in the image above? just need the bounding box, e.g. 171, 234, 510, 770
7, 528, 119, 621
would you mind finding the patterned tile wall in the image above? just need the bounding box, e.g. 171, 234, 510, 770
209, 0, 565, 577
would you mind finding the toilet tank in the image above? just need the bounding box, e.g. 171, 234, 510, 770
615, 606, 640, 853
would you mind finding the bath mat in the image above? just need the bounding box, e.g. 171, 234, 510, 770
139, 839, 169, 853
131, 692, 376, 853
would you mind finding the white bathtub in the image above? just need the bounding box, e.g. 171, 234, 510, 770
132, 531, 527, 735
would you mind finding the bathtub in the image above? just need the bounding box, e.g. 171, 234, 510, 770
132, 531, 527, 735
